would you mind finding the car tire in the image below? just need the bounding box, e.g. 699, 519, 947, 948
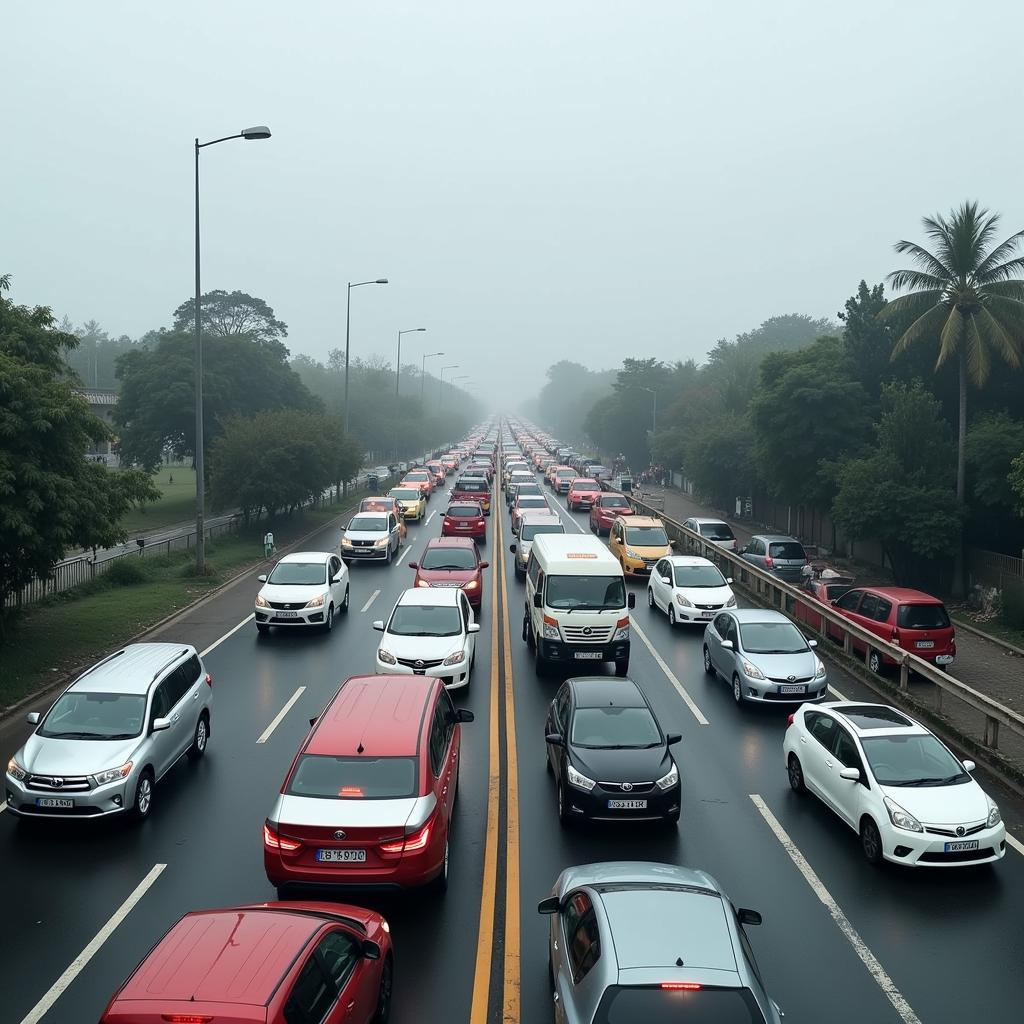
668, 605, 676, 626
323, 604, 334, 633
256, 623, 270, 636
647, 588, 654, 608
372, 956, 394, 1024
187, 713, 209, 762
132, 769, 154, 821
341, 586, 350, 613
703, 645, 715, 676
614, 659, 629, 678
556, 780, 570, 826
385, 544, 393, 565
860, 817, 884, 864
868, 650, 883, 675
787, 754, 806, 793
732, 674, 745, 706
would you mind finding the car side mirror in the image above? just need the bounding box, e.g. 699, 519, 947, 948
666, 733, 682, 746
408, 562, 419, 570
545, 732, 564, 746
372, 620, 385, 631
808, 639, 818, 648
479, 561, 490, 569
26, 711, 41, 725
332, 572, 345, 582
839, 767, 860, 782
720, 640, 734, 651
669, 540, 676, 548
309, 717, 318, 727
737, 547, 747, 555
257, 574, 268, 583
726, 577, 734, 584
509, 543, 517, 552
737, 908, 762, 927
468, 623, 481, 633
627, 592, 636, 608
361, 939, 382, 961
962, 759, 976, 772
456, 708, 475, 723
537, 895, 560, 916
660, 576, 672, 585
151, 717, 171, 733
533, 592, 543, 608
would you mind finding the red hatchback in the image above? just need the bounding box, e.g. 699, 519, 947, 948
265, 674, 473, 895
442, 500, 487, 541
827, 586, 957, 672
100, 902, 393, 1024
588, 491, 635, 536
409, 537, 489, 608
567, 477, 601, 511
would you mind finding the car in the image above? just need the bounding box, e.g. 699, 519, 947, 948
608, 515, 673, 576
538, 862, 783, 1024
509, 511, 565, 577
703, 608, 827, 706
442, 499, 487, 540
6, 643, 212, 821
567, 478, 601, 511
425, 459, 446, 486
373, 588, 479, 689
255, 551, 350, 633
507, 480, 543, 509
389, 485, 427, 521
451, 475, 492, 515
793, 567, 856, 632
264, 674, 473, 894
98, 901, 393, 1024
784, 702, 1005, 867
505, 470, 534, 500
510, 492, 551, 532
827, 586, 956, 673
647, 555, 736, 625
544, 676, 681, 825
682, 516, 739, 552
442, 454, 460, 472
358, 494, 407, 539
552, 466, 577, 494
409, 537, 489, 608
341, 510, 403, 564
739, 533, 808, 583
588, 491, 634, 536
402, 468, 434, 498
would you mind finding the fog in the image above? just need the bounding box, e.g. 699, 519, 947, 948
5, 1, 1024, 408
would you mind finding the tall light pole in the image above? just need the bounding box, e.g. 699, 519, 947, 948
194, 124, 271, 575
640, 386, 657, 433
438, 365, 458, 409
421, 351, 444, 402
396, 328, 426, 397
343, 278, 388, 434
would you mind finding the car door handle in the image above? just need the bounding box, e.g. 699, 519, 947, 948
192, 692, 198, 701
172, 713, 180, 723
824, 759, 833, 768
799, 735, 806, 744
346, 1000, 356, 1012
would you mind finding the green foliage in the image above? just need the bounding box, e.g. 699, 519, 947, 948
1010, 450, 1024, 515
61, 318, 138, 391
535, 361, 617, 443
965, 412, 1024, 509
104, 558, 151, 586
680, 414, 758, 509
171, 289, 289, 353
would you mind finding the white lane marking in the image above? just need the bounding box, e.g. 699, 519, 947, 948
631, 620, 710, 726
828, 684, 848, 701
552, 495, 580, 527
426, 510, 436, 525
749, 795, 922, 1024
361, 589, 381, 613
1007, 833, 1024, 857
257, 686, 307, 744
200, 613, 256, 656
0, 800, 7, 814
19, 862, 167, 1024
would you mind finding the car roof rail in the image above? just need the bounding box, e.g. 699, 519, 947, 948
71, 647, 127, 684
151, 647, 191, 685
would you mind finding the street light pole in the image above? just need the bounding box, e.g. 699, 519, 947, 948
343, 278, 388, 435
396, 327, 426, 397
193, 125, 271, 575
641, 387, 657, 433
421, 351, 444, 402
438, 365, 458, 409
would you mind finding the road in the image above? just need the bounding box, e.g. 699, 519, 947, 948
2, 457, 1024, 1024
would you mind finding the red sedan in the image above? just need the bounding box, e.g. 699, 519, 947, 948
410, 536, 489, 608
588, 491, 635, 536
567, 477, 602, 511
442, 500, 487, 541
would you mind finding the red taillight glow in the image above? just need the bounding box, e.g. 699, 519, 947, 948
263, 823, 301, 852
204, 673, 213, 687
764, 555, 775, 569
380, 820, 432, 854
162, 1016, 214, 1023
787, 713, 795, 726
661, 982, 701, 990
339, 786, 364, 797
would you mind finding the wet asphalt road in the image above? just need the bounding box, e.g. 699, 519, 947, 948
1, 468, 1023, 1024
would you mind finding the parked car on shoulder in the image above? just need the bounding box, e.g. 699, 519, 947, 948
739, 534, 808, 583
683, 516, 739, 552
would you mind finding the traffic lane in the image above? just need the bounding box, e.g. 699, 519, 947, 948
3, 499, 491, 1024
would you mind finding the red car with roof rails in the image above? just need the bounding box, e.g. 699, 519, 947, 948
588, 491, 635, 536
265, 674, 472, 896
566, 477, 601, 511
100, 901, 393, 1024
442, 499, 487, 541
409, 537, 489, 608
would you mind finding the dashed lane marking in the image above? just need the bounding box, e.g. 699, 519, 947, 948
256, 686, 307, 744
425, 510, 436, 525
1007, 833, 1024, 857
360, 589, 381, 613
630, 619, 710, 725
200, 613, 256, 656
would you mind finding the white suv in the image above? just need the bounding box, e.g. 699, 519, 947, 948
255, 551, 350, 634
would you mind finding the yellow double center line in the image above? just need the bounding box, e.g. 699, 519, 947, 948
470, 481, 520, 1024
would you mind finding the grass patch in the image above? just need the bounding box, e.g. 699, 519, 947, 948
952, 611, 1024, 651
119, 466, 197, 534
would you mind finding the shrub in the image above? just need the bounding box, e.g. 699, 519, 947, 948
103, 558, 151, 586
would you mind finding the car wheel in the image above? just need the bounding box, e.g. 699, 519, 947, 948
868, 650, 883, 675
614, 659, 629, 677
434, 839, 450, 893
556, 780, 570, 826
187, 713, 209, 762
385, 544, 393, 565
323, 603, 334, 632
256, 623, 270, 636
647, 588, 654, 608
787, 754, 806, 793
132, 769, 154, 821
668, 605, 676, 626
732, 674, 745, 706
703, 646, 715, 676
860, 817, 883, 864
341, 586, 350, 613
372, 956, 394, 1024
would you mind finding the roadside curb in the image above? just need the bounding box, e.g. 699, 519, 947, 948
0, 500, 358, 723
952, 616, 1024, 659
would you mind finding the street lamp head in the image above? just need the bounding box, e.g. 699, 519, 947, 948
376, 279, 389, 284
241, 126, 272, 140
415, 327, 426, 332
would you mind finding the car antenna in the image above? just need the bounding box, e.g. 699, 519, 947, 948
676, 957, 685, 967
357, 742, 365, 754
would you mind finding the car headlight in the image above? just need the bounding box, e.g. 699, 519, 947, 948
655, 762, 679, 790
443, 650, 466, 666
726, 595, 737, 607
374, 537, 389, 547
542, 617, 560, 640
417, 579, 431, 588
566, 763, 596, 791
255, 593, 269, 607
814, 657, 826, 678
987, 798, 1002, 828
626, 549, 641, 559
463, 580, 479, 590
674, 593, 693, 607
741, 659, 765, 680
91, 761, 134, 786
6, 757, 27, 781
341, 538, 354, 548
883, 796, 923, 832
306, 593, 326, 608
378, 648, 396, 665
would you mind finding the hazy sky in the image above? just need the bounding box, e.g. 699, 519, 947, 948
6, 2, 1024, 406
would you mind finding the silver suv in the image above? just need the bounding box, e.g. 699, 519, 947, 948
5, 643, 212, 821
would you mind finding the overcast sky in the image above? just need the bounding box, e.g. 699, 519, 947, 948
6, 2, 1024, 406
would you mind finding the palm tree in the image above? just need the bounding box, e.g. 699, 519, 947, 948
882, 201, 1024, 596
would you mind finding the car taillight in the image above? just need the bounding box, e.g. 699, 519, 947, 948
380, 819, 433, 854
661, 982, 701, 990
204, 673, 213, 687
162, 1016, 214, 1023
764, 555, 775, 568
890, 628, 900, 644
787, 713, 795, 726
263, 822, 301, 852
443, 518, 452, 526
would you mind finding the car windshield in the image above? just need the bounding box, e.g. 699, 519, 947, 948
824, 582, 854, 601
596, 986, 764, 1023
390, 489, 419, 500
350, 516, 387, 533
673, 564, 727, 588
267, 561, 327, 585
602, 496, 630, 508
388, 603, 463, 637
546, 574, 626, 611
39, 692, 147, 740
625, 526, 668, 546
768, 541, 805, 559
287, 755, 417, 799
699, 522, 735, 540
406, 472, 429, 481
420, 548, 478, 571
898, 603, 950, 629
521, 523, 565, 542
739, 621, 809, 654
860, 733, 969, 786
571, 706, 661, 748
448, 504, 482, 517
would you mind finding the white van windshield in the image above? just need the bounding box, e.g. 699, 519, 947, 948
546, 575, 626, 611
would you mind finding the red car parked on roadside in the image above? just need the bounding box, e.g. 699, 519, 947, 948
567, 477, 602, 511
264, 674, 473, 895
442, 500, 487, 541
410, 537, 489, 608
100, 901, 393, 1024
588, 491, 635, 536
793, 572, 855, 632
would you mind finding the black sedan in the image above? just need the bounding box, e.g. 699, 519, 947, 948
544, 675, 682, 826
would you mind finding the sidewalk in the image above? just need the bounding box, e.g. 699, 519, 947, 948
645, 484, 1023, 714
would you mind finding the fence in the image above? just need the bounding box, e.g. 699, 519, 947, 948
967, 547, 1024, 590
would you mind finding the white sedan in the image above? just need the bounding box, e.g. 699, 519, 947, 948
647, 555, 736, 625
374, 588, 480, 690
784, 701, 1005, 867
254, 551, 350, 634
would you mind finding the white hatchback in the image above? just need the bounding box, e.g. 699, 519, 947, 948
254, 551, 350, 634
783, 701, 1005, 867
374, 588, 480, 690
647, 555, 736, 625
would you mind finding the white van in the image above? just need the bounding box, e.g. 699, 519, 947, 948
523, 534, 635, 676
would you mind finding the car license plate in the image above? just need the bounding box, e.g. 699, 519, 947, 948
935, 654, 954, 664
36, 798, 74, 808
316, 849, 367, 863
608, 799, 647, 809
458, 523, 470, 528
574, 651, 604, 660
700, 611, 715, 619
944, 840, 979, 853
915, 640, 935, 649
779, 684, 806, 694
277, 611, 299, 618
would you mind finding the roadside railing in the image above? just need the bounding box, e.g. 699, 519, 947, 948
632, 497, 1024, 778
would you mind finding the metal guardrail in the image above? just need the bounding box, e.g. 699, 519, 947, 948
631, 497, 1024, 762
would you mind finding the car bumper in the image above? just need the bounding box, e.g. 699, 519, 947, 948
341, 547, 390, 561
5, 774, 136, 819
255, 606, 326, 626
564, 782, 681, 822
400, 507, 423, 520
443, 523, 486, 538
738, 677, 828, 703
266, 845, 445, 890
672, 606, 731, 624
538, 639, 630, 665
375, 657, 470, 689
881, 823, 1006, 867
621, 559, 655, 577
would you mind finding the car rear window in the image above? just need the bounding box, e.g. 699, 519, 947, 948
595, 986, 765, 1024
768, 542, 806, 559
897, 603, 950, 629
448, 504, 482, 517
457, 480, 488, 492
287, 755, 417, 799
601, 496, 630, 508
521, 523, 565, 542
699, 522, 735, 541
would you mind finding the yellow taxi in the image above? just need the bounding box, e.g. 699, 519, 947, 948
608, 515, 673, 576
389, 485, 427, 521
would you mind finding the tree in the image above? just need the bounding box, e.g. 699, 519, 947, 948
965, 412, 1024, 510
171, 290, 289, 353
681, 414, 758, 509
0, 277, 157, 619
1010, 451, 1024, 515
882, 201, 1024, 595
